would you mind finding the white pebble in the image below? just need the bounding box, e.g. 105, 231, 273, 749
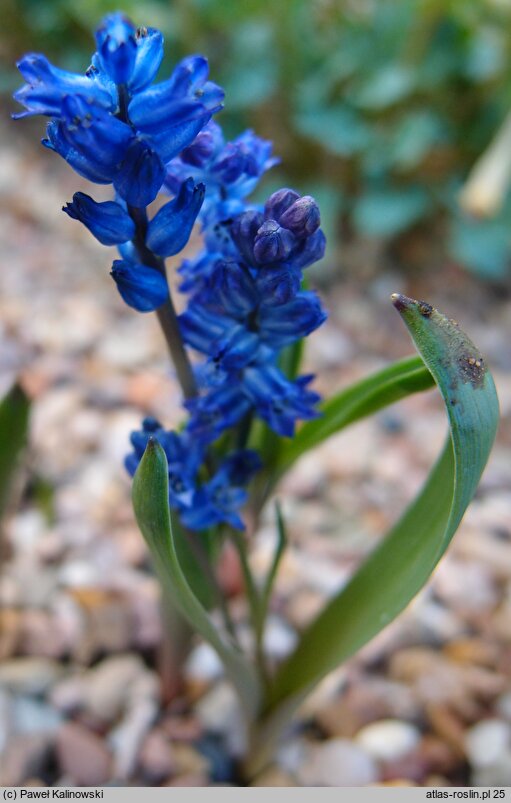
298, 739, 378, 786
185, 643, 223, 683
465, 719, 511, 768
355, 719, 420, 761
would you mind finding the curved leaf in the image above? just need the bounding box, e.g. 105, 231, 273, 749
265, 294, 499, 711
132, 439, 262, 720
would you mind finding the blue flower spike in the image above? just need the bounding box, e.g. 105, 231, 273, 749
14, 13, 328, 531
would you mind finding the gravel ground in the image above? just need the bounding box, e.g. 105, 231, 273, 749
1, 122, 511, 787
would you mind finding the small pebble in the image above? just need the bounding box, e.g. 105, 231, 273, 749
297, 739, 378, 786
355, 719, 421, 762
465, 719, 511, 768
0, 658, 62, 695
138, 729, 176, 784
56, 722, 112, 786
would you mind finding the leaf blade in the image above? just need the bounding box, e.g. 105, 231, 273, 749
132, 439, 262, 719
266, 295, 498, 711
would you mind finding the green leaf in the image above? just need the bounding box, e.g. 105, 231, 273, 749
0, 383, 30, 520
259, 502, 287, 627
351, 64, 415, 110
271, 355, 434, 488
449, 214, 511, 279
388, 111, 446, 171
172, 521, 219, 610
294, 106, 371, 157
353, 187, 431, 237
132, 439, 261, 719
265, 295, 498, 712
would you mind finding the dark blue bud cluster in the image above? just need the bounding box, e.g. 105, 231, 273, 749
15, 13, 328, 531
177, 186, 327, 440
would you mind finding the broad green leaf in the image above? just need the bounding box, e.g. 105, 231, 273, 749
171, 519, 219, 610
294, 106, 371, 157
353, 187, 431, 237
389, 111, 446, 171
132, 440, 261, 719
271, 355, 434, 488
449, 213, 511, 278
351, 64, 415, 110
0, 383, 30, 520
265, 295, 498, 712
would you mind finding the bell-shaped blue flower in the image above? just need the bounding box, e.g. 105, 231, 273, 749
181, 481, 248, 531
255, 267, 301, 307
214, 262, 259, 317
185, 386, 251, 443
180, 451, 261, 530
220, 450, 262, 486
165, 121, 278, 208
125, 416, 162, 475
59, 95, 134, 181
243, 365, 321, 437
113, 138, 165, 207
129, 27, 164, 92
63, 192, 135, 245
146, 178, 205, 256
95, 13, 138, 85
211, 325, 261, 370
128, 56, 224, 139
13, 53, 114, 119
289, 228, 327, 270
111, 259, 169, 312
43, 120, 113, 184
179, 306, 232, 354
179, 125, 219, 168
258, 292, 327, 348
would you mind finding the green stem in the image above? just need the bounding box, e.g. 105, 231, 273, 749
186, 528, 240, 647
230, 528, 270, 689
127, 205, 198, 400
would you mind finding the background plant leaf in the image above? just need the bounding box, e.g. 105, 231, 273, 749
0, 383, 31, 521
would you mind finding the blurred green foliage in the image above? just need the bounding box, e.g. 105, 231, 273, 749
0, 384, 30, 522
4, 0, 511, 277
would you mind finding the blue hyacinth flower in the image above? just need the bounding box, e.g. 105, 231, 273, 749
14, 19, 224, 188
94, 12, 138, 85
12, 54, 114, 119
242, 365, 321, 437
63, 192, 135, 245
165, 121, 278, 210
147, 178, 205, 256
113, 138, 165, 208
111, 259, 169, 311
